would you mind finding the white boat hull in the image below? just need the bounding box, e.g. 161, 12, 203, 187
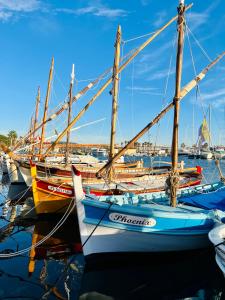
79, 222, 210, 257
18, 164, 32, 187
209, 224, 225, 277
200, 152, 213, 159
76, 196, 211, 257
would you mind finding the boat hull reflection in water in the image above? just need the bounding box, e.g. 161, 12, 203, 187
29, 215, 82, 276
80, 250, 225, 300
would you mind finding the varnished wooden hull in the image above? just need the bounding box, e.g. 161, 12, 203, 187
17, 160, 172, 187
32, 175, 201, 214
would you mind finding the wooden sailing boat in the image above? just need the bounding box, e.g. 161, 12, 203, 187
2, 7, 199, 189
28, 15, 204, 214
72, 0, 225, 257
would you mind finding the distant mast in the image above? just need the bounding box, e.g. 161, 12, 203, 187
65, 64, 75, 165
32, 87, 40, 156
108, 25, 121, 180
29, 116, 34, 153
170, 0, 185, 207
39, 57, 54, 159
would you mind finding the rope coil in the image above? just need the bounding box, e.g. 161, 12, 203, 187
165, 171, 180, 199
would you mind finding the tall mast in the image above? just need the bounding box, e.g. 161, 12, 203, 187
65, 64, 75, 165
29, 116, 34, 153
209, 104, 211, 147
96, 52, 225, 177
108, 25, 121, 179
192, 102, 195, 146
170, 0, 185, 207
43, 9, 191, 158
32, 87, 40, 155
39, 57, 54, 157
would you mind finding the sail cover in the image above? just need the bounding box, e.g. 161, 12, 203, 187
180, 187, 225, 211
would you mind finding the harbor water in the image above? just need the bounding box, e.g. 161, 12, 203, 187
0, 157, 225, 300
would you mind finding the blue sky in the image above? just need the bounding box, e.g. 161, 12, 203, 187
0, 0, 225, 146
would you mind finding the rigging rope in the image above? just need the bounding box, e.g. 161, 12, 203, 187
186, 25, 212, 62
122, 31, 157, 44
186, 24, 206, 117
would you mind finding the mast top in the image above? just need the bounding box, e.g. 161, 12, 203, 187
71, 64, 75, 85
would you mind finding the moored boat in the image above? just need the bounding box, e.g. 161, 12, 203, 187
30, 162, 202, 214
71, 0, 225, 258
72, 165, 225, 257
208, 224, 225, 278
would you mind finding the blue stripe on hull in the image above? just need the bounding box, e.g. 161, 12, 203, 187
82, 199, 214, 234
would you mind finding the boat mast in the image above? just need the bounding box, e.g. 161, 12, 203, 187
96, 52, 225, 177
109, 25, 121, 179
192, 102, 195, 146
170, 0, 185, 207
39, 57, 54, 158
43, 11, 189, 158
28, 116, 34, 153
209, 104, 211, 147
65, 64, 75, 165
2, 53, 224, 162
32, 87, 40, 156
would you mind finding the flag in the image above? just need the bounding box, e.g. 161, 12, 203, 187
197, 117, 210, 147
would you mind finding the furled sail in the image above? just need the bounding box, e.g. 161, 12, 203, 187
197, 117, 210, 147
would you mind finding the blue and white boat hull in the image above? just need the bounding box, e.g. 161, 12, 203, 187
77, 198, 216, 256
72, 165, 224, 257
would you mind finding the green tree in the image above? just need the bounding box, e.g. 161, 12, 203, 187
8, 130, 18, 146
0, 134, 9, 145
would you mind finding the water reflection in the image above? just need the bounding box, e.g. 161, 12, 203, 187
28, 216, 82, 276
80, 250, 225, 300
0, 200, 84, 299
0, 158, 225, 299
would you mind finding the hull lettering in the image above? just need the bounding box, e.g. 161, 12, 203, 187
109, 213, 156, 227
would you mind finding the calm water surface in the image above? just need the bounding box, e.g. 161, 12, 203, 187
0, 157, 225, 300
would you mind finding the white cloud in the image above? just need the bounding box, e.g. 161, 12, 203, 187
56, 4, 127, 18
94, 8, 127, 18
126, 86, 163, 96
191, 87, 225, 110
0, 10, 12, 21
186, 0, 221, 31
0, 0, 40, 22
135, 40, 175, 77
186, 12, 209, 31
140, 0, 150, 6
153, 11, 167, 28
212, 98, 225, 109
148, 68, 175, 81
73, 5, 128, 18
0, 0, 40, 12
75, 6, 96, 15
126, 86, 159, 92
140, 40, 174, 63
201, 88, 225, 101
